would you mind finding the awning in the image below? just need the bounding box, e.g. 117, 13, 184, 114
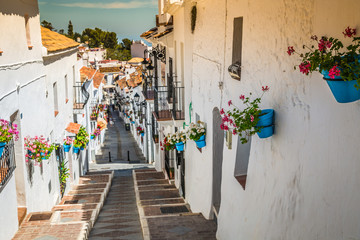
65, 122, 81, 134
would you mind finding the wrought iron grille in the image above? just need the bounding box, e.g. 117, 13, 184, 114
0, 139, 16, 192
165, 150, 174, 179
154, 86, 172, 120
172, 85, 185, 120
73, 82, 90, 109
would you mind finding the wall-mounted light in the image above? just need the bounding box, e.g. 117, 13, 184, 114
228, 62, 241, 81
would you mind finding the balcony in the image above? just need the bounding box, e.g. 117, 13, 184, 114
156, 14, 173, 27
73, 82, 90, 112
0, 140, 16, 192
143, 87, 155, 101
153, 86, 172, 121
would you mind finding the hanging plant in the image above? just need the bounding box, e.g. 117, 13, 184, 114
191, 5, 197, 34
59, 161, 70, 196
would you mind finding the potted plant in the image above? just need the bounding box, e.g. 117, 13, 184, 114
0, 119, 19, 157
73, 139, 81, 153
187, 121, 206, 149
287, 26, 360, 103
74, 126, 89, 151
91, 126, 101, 139
160, 136, 175, 151
63, 137, 73, 153
169, 131, 187, 152
221, 86, 273, 144
59, 161, 70, 196
90, 111, 98, 121
137, 126, 144, 136
25, 136, 57, 163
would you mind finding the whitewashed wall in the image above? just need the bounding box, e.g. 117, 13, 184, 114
169, 0, 360, 239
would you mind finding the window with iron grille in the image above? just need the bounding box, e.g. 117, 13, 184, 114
0, 139, 16, 192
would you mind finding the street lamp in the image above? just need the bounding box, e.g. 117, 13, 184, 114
134, 93, 140, 103
141, 58, 149, 71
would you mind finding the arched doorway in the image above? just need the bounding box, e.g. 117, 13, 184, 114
212, 107, 224, 221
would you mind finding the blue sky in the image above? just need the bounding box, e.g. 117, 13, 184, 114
38, 0, 157, 43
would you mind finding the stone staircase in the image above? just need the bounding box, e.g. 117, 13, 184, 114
13, 171, 113, 240
133, 168, 217, 240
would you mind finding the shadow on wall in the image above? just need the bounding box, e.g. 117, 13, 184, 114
1, 0, 39, 18
26, 160, 34, 187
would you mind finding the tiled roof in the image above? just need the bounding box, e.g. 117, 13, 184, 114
99, 67, 121, 73
65, 122, 81, 134
153, 28, 173, 39
140, 27, 158, 39
41, 27, 79, 52
128, 57, 144, 64
116, 78, 128, 90
80, 66, 105, 89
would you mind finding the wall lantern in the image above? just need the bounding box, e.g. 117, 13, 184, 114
134, 93, 140, 103
228, 62, 241, 80
141, 58, 149, 71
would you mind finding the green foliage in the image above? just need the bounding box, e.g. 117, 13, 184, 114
121, 38, 132, 50
67, 21, 74, 38
41, 20, 54, 31
74, 126, 89, 148
58, 161, 70, 195
187, 121, 206, 141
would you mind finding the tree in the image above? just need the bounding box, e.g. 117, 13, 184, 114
41, 20, 54, 31
58, 29, 64, 34
67, 21, 74, 37
121, 38, 132, 50
73, 32, 81, 42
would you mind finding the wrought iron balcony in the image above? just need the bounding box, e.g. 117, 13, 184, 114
154, 86, 172, 121
0, 140, 16, 192
73, 82, 90, 110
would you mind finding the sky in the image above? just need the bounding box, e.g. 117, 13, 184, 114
38, 0, 158, 43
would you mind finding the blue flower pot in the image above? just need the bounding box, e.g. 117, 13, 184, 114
73, 147, 80, 153
141, 132, 145, 137
63, 144, 71, 153
256, 109, 274, 139
324, 78, 360, 103
40, 152, 48, 160
131, 121, 135, 124
80, 146, 84, 150
90, 135, 95, 140
175, 142, 185, 152
321, 64, 360, 103
195, 135, 206, 149
0, 142, 6, 157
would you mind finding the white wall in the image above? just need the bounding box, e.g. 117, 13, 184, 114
169, 0, 360, 239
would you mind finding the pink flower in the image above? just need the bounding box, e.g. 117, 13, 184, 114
232, 129, 237, 135
228, 100, 232, 106
262, 86, 270, 92
222, 116, 229, 122
343, 27, 356, 38
318, 38, 332, 51
250, 115, 254, 122
220, 108, 225, 115
224, 125, 229, 131
299, 61, 311, 75
287, 46, 295, 55
328, 65, 341, 79
36, 153, 40, 157
220, 123, 225, 130
239, 95, 245, 100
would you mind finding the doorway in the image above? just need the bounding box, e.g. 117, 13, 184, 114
212, 108, 224, 221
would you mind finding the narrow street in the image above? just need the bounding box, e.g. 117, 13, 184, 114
88, 110, 217, 239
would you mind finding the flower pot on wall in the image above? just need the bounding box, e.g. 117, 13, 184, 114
321, 70, 360, 103
73, 147, 80, 153
256, 109, 274, 139
195, 135, 206, 148
175, 142, 185, 152
141, 132, 145, 137
0, 142, 6, 157
63, 144, 71, 153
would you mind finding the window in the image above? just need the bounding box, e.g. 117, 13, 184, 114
53, 82, 59, 117
24, 14, 32, 49
234, 136, 251, 190
65, 75, 69, 103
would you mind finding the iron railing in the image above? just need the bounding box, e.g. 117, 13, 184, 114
0, 139, 16, 192
73, 82, 90, 109
167, 74, 173, 103
152, 114, 159, 143
164, 150, 174, 179
172, 85, 185, 120
154, 86, 172, 120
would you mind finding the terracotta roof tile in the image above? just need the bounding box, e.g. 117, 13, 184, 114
116, 78, 128, 90
128, 57, 144, 64
99, 67, 121, 73
80, 66, 105, 89
41, 27, 79, 52
65, 122, 81, 134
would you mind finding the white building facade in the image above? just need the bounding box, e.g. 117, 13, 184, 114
139, 0, 360, 240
